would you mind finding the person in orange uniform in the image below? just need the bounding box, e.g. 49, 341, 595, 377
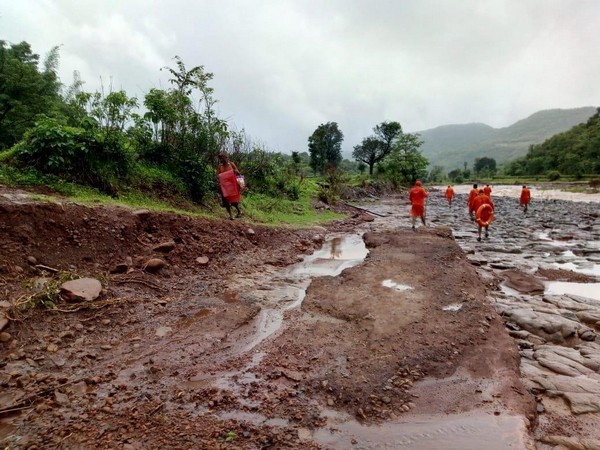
217, 152, 243, 220
520, 185, 531, 214
445, 185, 455, 207
409, 180, 429, 230
471, 189, 495, 242
468, 183, 478, 220
483, 183, 492, 197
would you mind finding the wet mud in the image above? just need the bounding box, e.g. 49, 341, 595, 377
1, 183, 598, 449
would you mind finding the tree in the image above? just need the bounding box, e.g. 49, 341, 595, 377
352, 121, 402, 175
0, 41, 63, 148
428, 165, 444, 183
473, 157, 497, 176
308, 122, 343, 174
352, 137, 381, 176
448, 168, 462, 180
384, 133, 428, 184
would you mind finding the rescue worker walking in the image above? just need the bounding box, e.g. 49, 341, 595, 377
472, 189, 495, 242
409, 180, 429, 230
520, 185, 531, 214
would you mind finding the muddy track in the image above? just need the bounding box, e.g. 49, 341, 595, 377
1, 184, 598, 449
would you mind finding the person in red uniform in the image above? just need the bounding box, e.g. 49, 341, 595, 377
520, 185, 531, 214
468, 183, 478, 220
409, 180, 429, 230
471, 189, 495, 242
445, 185, 455, 207
217, 152, 242, 220
483, 183, 492, 197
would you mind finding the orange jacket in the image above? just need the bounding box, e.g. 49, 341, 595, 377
409, 186, 429, 206
472, 193, 494, 212
520, 188, 531, 205
483, 185, 492, 197
445, 187, 454, 200
468, 188, 478, 209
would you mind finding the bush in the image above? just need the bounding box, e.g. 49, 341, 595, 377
547, 170, 560, 181
12, 118, 134, 195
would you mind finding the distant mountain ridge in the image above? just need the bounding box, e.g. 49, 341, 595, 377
416, 107, 597, 171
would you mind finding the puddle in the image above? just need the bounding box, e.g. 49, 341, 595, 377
499, 283, 523, 297
241, 309, 283, 353
442, 303, 463, 312
291, 234, 368, 277
544, 281, 600, 301
553, 262, 600, 277
185, 352, 264, 391
217, 410, 289, 428
312, 409, 530, 449
382, 279, 414, 292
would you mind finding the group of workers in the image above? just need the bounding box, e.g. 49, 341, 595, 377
409, 181, 532, 242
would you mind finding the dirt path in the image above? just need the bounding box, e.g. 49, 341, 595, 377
1, 185, 538, 449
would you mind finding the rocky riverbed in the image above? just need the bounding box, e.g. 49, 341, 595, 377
1, 184, 598, 449
421, 187, 600, 449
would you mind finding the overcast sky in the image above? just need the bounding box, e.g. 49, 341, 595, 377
2, 0, 599, 156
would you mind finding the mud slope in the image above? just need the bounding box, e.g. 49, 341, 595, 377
0, 186, 535, 449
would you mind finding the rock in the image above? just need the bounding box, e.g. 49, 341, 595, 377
281, 369, 303, 382
0, 312, 8, 332
0, 332, 11, 342
54, 391, 69, 406
153, 241, 176, 253
246, 228, 256, 236
69, 381, 88, 396
312, 234, 324, 244
297, 428, 312, 441
195, 256, 209, 266
155, 326, 172, 337
60, 278, 102, 302
502, 308, 590, 344
144, 259, 166, 273
579, 329, 596, 342
26, 256, 38, 265
132, 209, 151, 220
0, 301, 11, 309
47, 343, 58, 353
502, 270, 545, 294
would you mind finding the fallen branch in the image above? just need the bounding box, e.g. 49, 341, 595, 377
343, 202, 387, 217
147, 402, 164, 416
33, 264, 60, 273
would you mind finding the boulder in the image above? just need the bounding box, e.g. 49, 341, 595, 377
153, 241, 176, 253
60, 278, 102, 302
144, 258, 166, 273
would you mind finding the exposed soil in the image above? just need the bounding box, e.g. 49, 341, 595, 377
0, 185, 535, 449
535, 268, 597, 283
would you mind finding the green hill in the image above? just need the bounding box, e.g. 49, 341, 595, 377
417, 107, 597, 171
505, 107, 600, 176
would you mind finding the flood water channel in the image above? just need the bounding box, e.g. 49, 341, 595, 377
206, 185, 600, 448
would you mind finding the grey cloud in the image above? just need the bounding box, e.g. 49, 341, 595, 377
2, 0, 599, 155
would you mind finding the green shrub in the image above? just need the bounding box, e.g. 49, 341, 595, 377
547, 170, 560, 181
12, 118, 134, 195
